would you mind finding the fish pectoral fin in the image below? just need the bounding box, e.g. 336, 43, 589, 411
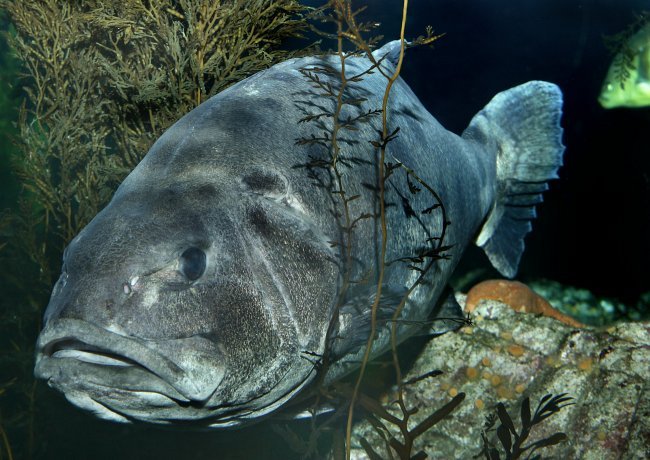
271, 403, 337, 421
328, 285, 408, 361
389, 287, 466, 339
414, 286, 466, 337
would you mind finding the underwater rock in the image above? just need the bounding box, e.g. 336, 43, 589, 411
350, 297, 650, 459
466, 279, 585, 328
528, 279, 644, 326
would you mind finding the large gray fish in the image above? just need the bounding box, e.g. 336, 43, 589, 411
34, 41, 564, 428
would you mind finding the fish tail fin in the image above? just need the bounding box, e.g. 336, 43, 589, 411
462, 81, 565, 278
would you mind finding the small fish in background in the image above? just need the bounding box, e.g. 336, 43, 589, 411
33, 41, 564, 428
599, 20, 650, 108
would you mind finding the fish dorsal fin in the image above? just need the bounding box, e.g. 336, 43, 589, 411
371, 40, 406, 68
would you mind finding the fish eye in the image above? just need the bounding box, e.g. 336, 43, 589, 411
180, 247, 206, 281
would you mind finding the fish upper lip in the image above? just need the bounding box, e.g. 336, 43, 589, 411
44, 338, 144, 368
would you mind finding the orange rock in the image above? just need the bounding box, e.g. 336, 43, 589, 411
465, 279, 585, 328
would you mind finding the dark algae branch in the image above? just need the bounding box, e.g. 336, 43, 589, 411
477, 393, 574, 460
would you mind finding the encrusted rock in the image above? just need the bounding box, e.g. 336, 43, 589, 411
350, 298, 650, 459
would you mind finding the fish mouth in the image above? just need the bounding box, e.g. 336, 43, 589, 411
35, 318, 228, 424
35, 319, 312, 427
44, 338, 144, 368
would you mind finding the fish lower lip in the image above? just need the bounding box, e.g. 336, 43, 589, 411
37, 343, 192, 404
36, 320, 185, 382
35, 321, 187, 400
36, 319, 226, 403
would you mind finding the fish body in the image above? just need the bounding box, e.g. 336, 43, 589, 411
34, 41, 564, 428
599, 22, 650, 108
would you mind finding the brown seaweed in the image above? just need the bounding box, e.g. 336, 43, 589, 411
0, 1, 307, 457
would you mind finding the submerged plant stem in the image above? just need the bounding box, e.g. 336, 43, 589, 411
0, 423, 14, 460
345, 1, 409, 458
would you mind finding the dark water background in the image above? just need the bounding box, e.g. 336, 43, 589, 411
0, 1, 648, 459
377, 0, 649, 305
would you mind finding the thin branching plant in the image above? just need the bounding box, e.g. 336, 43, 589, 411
282, 1, 464, 458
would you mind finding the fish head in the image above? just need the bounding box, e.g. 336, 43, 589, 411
599, 32, 650, 108
34, 92, 341, 427
599, 71, 650, 108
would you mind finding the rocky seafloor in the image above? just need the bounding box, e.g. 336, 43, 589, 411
349, 291, 650, 459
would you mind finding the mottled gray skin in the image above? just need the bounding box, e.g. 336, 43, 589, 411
34, 42, 563, 428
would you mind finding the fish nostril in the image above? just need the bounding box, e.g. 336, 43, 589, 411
123, 276, 142, 295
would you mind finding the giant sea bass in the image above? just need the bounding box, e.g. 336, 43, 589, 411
34, 41, 564, 427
